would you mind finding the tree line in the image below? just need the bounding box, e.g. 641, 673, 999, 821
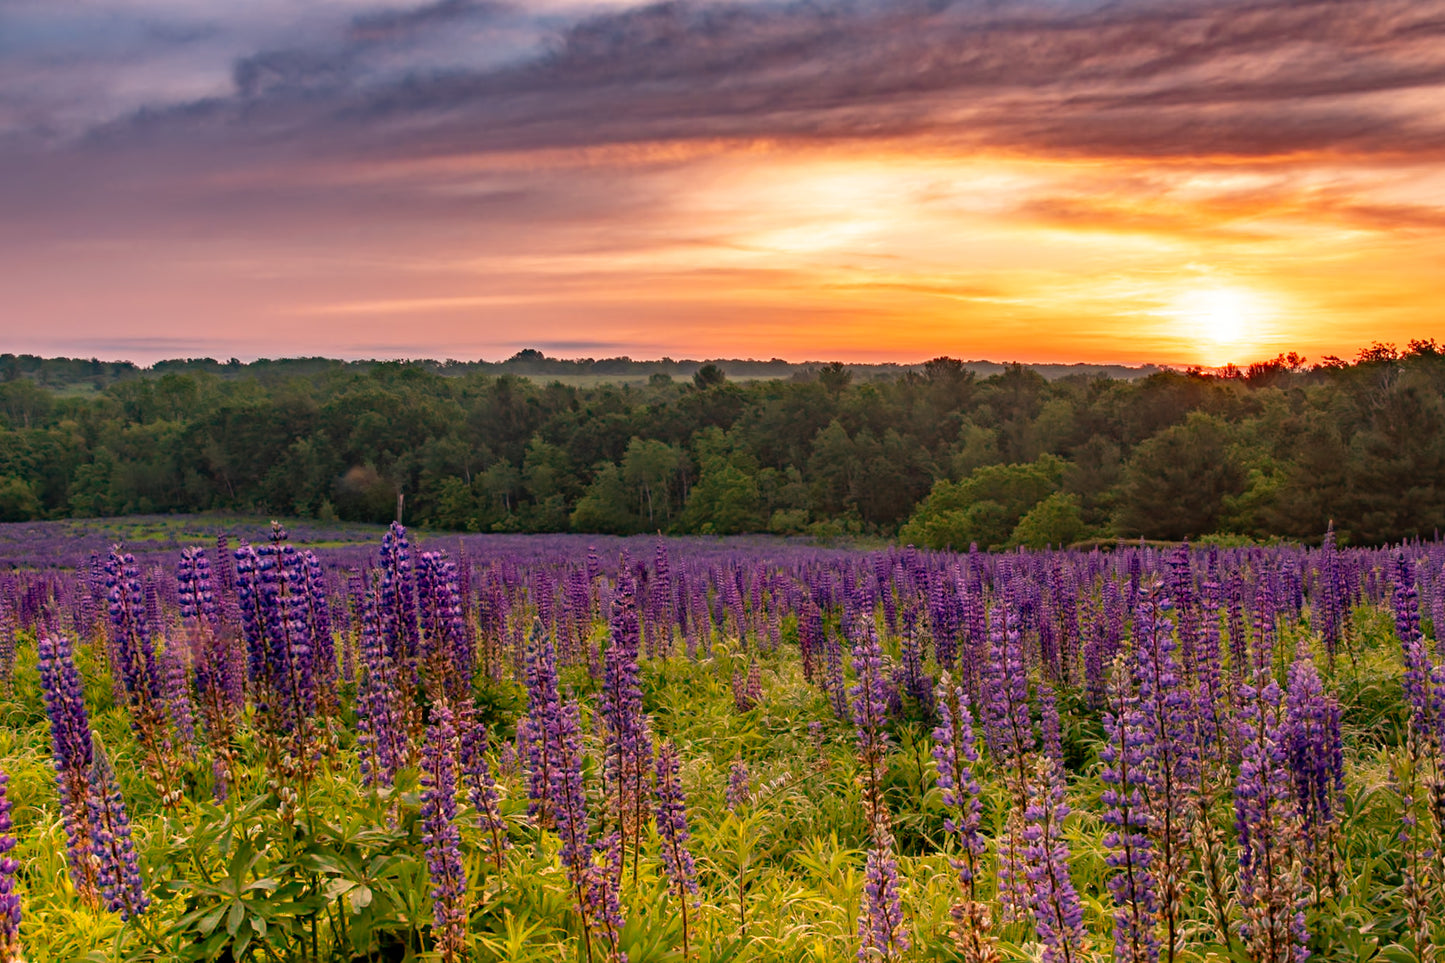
0, 342, 1441, 546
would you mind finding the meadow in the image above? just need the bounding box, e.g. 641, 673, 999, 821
0, 522, 1441, 963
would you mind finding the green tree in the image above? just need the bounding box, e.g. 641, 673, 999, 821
682, 458, 764, 534
0, 474, 40, 520
1010, 492, 1088, 548
1114, 412, 1244, 539
621, 437, 682, 527
899, 455, 1064, 549
571, 463, 642, 534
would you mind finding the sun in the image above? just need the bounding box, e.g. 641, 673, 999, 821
1165, 284, 1275, 363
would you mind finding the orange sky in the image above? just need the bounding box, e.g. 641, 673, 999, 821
1, 0, 1442, 366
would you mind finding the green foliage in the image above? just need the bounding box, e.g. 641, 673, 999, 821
1009, 491, 1088, 548
899, 455, 1064, 550
1, 348, 1444, 543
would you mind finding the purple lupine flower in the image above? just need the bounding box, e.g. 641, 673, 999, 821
858, 845, 909, 962
1252, 575, 1277, 674
850, 616, 894, 844
301, 551, 338, 712
931, 673, 995, 962
587, 833, 627, 960
799, 604, 823, 683
421, 706, 467, 963
104, 551, 174, 796
88, 743, 148, 921
980, 605, 1035, 925
177, 547, 218, 628
355, 583, 407, 787
732, 659, 762, 713
1022, 756, 1085, 963
1036, 681, 1064, 767
654, 741, 699, 958
979, 607, 1034, 781
551, 698, 622, 963
600, 563, 652, 882
898, 603, 935, 717
159, 647, 196, 755
460, 712, 509, 873
0, 768, 21, 963
1233, 672, 1308, 963
726, 759, 751, 812
1285, 654, 1343, 897
1132, 584, 1195, 962
521, 624, 563, 826
825, 626, 850, 720
379, 521, 418, 667
1100, 658, 1160, 963
36, 632, 100, 905
418, 551, 471, 702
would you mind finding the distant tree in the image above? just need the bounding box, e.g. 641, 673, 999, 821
681, 457, 764, 534
571, 463, 641, 534
621, 437, 683, 526
1114, 413, 1244, 539
0, 474, 39, 521
1010, 492, 1088, 548
899, 455, 1064, 550
818, 362, 852, 395
693, 364, 727, 389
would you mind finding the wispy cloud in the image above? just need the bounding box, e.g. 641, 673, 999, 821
0, 0, 1443, 365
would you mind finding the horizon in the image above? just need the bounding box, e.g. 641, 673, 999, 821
3, 0, 1443, 364
5, 343, 1369, 373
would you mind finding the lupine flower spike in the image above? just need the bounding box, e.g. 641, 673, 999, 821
0, 768, 21, 963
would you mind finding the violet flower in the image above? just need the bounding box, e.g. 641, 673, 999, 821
858, 845, 909, 962
1101, 658, 1160, 963
1022, 755, 1085, 963
421, 706, 468, 963
0, 768, 20, 963
654, 741, 699, 957
726, 760, 751, 812
88, 743, 148, 921
1233, 672, 1308, 963
460, 713, 509, 873
931, 673, 995, 962
36, 632, 100, 905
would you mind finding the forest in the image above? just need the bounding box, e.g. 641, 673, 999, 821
0, 341, 1441, 546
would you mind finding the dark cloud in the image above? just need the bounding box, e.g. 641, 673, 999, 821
30, 0, 1443, 166
349, 0, 510, 42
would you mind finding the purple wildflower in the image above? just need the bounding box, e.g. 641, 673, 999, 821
932, 674, 995, 962
1233, 672, 1308, 963
654, 741, 699, 958
0, 768, 20, 963
36, 632, 100, 905
88, 743, 148, 921
726, 760, 751, 812
858, 846, 909, 962
1133, 584, 1195, 962
421, 706, 468, 963
459, 712, 509, 873
1100, 658, 1160, 963
521, 624, 562, 827
1285, 654, 1343, 899
1022, 756, 1085, 963
850, 616, 893, 844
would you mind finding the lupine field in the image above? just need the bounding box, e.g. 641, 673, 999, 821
0, 523, 1443, 963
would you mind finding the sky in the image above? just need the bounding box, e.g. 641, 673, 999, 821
1, 0, 1443, 367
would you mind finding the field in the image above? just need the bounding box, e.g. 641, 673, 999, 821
0, 522, 1442, 963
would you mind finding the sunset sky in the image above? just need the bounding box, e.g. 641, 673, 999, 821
2, 0, 1443, 367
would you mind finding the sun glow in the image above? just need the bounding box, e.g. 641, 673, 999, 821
1165, 284, 1278, 363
